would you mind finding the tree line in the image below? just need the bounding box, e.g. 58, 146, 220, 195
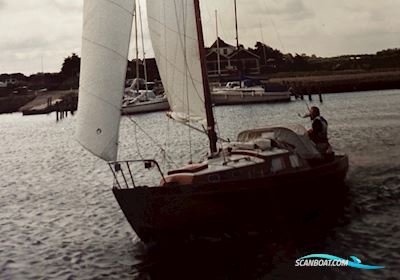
1, 45, 400, 92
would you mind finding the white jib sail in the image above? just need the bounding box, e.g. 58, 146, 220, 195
146, 0, 206, 123
77, 0, 134, 161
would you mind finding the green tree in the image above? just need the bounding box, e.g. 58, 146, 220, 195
61, 53, 80, 78
60, 53, 80, 89
253, 42, 284, 65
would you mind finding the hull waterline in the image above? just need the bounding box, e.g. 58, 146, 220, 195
121, 99, 170, 115
211, 91, 291, 105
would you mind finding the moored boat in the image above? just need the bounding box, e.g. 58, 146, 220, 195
212, 80, 290, 105
211, 90, 291, 105
121, 95, 170, 115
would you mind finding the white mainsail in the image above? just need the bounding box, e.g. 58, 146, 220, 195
146, 0, 206, 122
77, 0, 134, 161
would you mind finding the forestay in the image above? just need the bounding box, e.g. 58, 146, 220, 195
146, 0, 206, 122
77, 0, 134, 161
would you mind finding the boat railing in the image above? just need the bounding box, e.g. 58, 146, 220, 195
108, 159, 166, 189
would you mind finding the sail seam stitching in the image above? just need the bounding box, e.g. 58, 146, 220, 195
172, 0, 206, 109
82, 36, 128, 61
148, 28, 205, 104
80, 85, 122, 112
103, 0, 134, 16
147, 16, 197, 42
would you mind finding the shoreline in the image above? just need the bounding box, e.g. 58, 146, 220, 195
0, 89, 78, 115
265, 69, 400, 95
1, 70, 399, 115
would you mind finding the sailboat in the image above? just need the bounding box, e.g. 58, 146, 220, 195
210, 2, 290, 105
121, 1, 169, 115
121, 77, 169, 115
211, 79, 291, 105
77, 0, 348, 244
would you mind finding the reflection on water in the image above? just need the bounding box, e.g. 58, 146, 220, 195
132, 188, 351, 280
1, 90, 399, 279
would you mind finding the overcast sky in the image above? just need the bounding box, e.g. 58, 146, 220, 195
0, 0, 399, 75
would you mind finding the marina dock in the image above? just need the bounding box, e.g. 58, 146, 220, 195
19, 90, 78, 117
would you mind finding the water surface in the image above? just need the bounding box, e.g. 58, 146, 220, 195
1, 90, 399, 279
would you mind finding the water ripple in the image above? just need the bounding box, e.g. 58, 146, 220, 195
1, 90, 400, 279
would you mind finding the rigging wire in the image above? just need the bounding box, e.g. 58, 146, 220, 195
161, 2, 173, 171
203, 2, 228, 44
134, 0, 139, 87
163, 117, 172, 170
214, 119, 227, 163
183, 0, 193, 164
162, 1, 169, 93
138, 0, 148, 93
133, 120, 144, 160
128, 117, 178, 168
259, 0, 286, 52
171, 0, 206, 106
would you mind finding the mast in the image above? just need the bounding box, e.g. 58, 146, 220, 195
138, 1, 148, 93
215, 10, 221, 84
194, 0, 218, 154
234, 0, 241, 86
234, 0, 239, 49
259, 22, 267, 65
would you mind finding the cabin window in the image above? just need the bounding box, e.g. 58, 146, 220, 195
289, 155, 300, 168
208, 174, 220, 182
232, 170, 240, 177
271, 157, 285, 172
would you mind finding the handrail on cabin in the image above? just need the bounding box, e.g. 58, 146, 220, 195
108, 159, 166, 189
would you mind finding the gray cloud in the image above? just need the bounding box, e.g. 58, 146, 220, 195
254, 0, 315, 21
1, 36, 50, 52
48, 0, 82, 13
0, 0, 399, 74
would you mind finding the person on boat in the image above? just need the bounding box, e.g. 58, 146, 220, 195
304, 106, 332, 155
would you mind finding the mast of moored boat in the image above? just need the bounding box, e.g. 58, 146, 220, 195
134, 0, 139, 94
193, 0, 218, 154
215, 10, 221, 85
234, 0, 239, 49
138, 0, 148, 93
233, 0, 243, 87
